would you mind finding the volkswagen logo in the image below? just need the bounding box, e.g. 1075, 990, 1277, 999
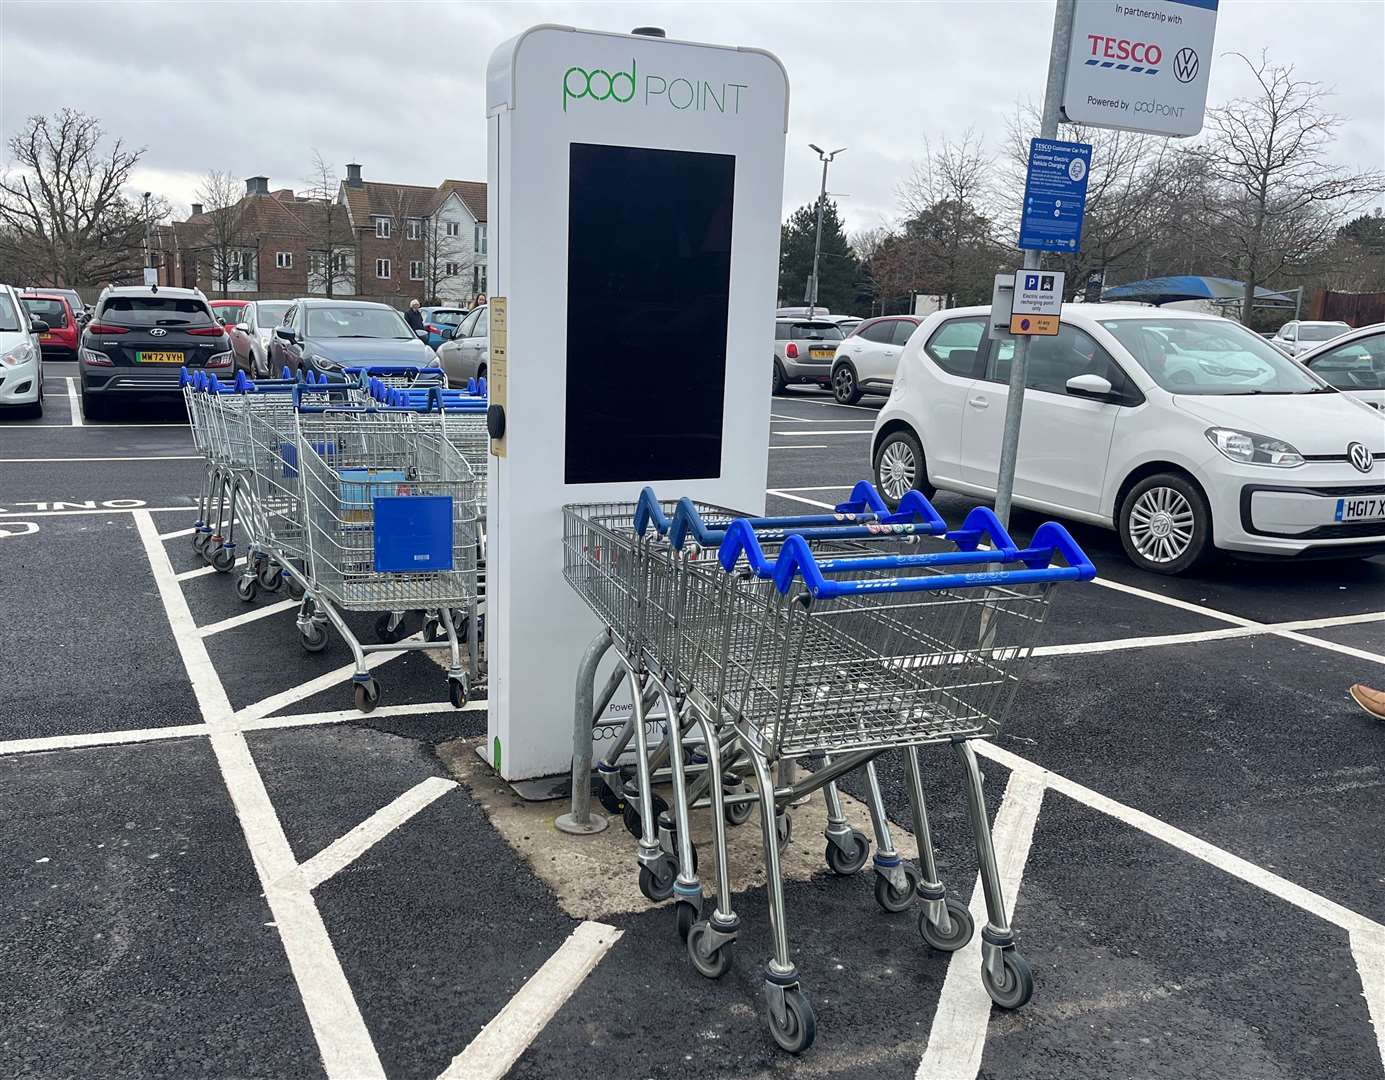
1173, 48, 1200, 84
150, 327, 167, 336
1348, 441, 1374, 474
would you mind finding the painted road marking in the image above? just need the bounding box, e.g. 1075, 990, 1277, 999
297, 777, 458, 891
0, 521, 39, 539
0, 504, 192, 519
234, 642, 421, 725
1350, 927, 1385, 1068
176, 558, 246, 581
160, 518, 237, 541
132, 510, 387, 1080
240, 700, 484, 734
438, 921, 622, 1080
917, 770, 1045, 1080
0, 422, 191, 430
65, 377, 82, 426
0, 454, 201, 463
0, 722, 212, 757
197, 599, 299, 638
770, 429, 873, 436
769, 445, 830, 450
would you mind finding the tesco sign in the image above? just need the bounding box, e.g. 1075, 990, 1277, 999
1062, 0, 1219, 138
1086, 35, 1163, 68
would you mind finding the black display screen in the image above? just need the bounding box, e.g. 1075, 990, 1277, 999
565, 142, 735, 485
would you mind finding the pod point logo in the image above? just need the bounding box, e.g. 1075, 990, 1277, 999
563, 58, 747, 115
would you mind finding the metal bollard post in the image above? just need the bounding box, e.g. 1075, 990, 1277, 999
555, 630, 613, 834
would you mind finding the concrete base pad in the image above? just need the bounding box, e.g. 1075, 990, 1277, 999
436, 738, 920, 920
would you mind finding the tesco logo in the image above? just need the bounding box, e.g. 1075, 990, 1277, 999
1087, 35, 1163, 66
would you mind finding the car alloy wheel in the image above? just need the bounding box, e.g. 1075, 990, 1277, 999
878, 440, 917, 501
832, 365, 861, 405
1126, 485, 1195, 564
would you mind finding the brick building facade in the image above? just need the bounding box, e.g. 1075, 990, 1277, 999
155, 164, 487, 309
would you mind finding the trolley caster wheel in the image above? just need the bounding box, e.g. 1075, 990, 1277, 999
595, 780, 626, 816
354, 679, 381, 714
687, 921, 734, 979
234, 575, 258, 603
724, 788, 753, 827
422, 617, 448, 642
675, 898, 700, 942
447, 677, 467, 709
825, 830, 871, 876
211, 545, 236, 573
373, 613, 408, 644
299, 623, 328, 654
257, 563, 283, 592
766, 987, 816, 1054
874, 863, 922, 913
981, 949, 1034, 1010
919, 897, 975, 952
287, 578, 306, 601
192, 531, 211, 554
623, 793, 669, 840
638, 856, 677, 903
775, 812, 793, 851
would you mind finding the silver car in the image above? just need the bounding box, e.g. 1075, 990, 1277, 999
437, 304, 489, 386
1270, 319, 1350, 356
1299, 322, 1385, 410
772, 318, 845, 394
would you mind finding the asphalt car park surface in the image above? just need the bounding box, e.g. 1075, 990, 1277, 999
1, 369, 1383, 1079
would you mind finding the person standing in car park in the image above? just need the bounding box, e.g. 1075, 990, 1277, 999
405, 299, 425, 335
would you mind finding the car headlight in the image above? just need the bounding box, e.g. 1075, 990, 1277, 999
1205, 427, 1304, 467
1, 342, 35, 366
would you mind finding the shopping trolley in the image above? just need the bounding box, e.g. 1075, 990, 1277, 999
292, 388, 481, 711
566, 486, 1094, 1051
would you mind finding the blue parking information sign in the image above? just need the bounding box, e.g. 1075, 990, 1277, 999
1018, 138, 1092, 252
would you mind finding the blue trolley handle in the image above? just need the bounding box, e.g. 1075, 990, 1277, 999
729, 522, 1095, 597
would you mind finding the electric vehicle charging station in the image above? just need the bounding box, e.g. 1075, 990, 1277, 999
484, 25, 789, 783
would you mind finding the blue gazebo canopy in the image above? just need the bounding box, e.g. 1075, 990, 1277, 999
1102, 275, 1296, 307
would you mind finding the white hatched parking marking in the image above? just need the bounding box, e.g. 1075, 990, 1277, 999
132, 510, 387, 1080
0, 722, 211, 757
197, 599, 299, 638
917, 770, 1045, 1080
769, 444, 830, 450
1351, 927, 1385, 1067
297, 776, 458, 891
0, 454, 202, 463
438, 921, 622, 1080
176, 558, 245, 581
234, 642, 420, 724
770, 429, 873, 437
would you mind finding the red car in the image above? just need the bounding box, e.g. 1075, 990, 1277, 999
20, 292, 80, 361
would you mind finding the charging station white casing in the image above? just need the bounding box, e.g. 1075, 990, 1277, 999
484, 25, 789, 781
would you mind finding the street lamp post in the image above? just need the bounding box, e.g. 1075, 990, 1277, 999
142, 191, 153, 281
806, 144, 846, 318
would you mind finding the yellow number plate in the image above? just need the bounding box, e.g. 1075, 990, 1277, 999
809, 348, 834, 359
135, 351, 185, 364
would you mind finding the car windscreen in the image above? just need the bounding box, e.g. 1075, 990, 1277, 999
22, 298, 68, 328
211, 303, 246, 322
432, 310, 467, 325
788, 322, 844, 341
1297, 323, 1350, 342
255, 302, 291, 326
99, 296, 215, 327
0, 295, 21, 332
306, 306, 412, 339
1100, 318, 1326, 395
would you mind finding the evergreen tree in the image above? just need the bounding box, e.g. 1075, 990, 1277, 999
778, 200, 860, 313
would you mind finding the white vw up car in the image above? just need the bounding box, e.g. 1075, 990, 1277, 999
0, 283, 47, 418
870, 304, 1385, 574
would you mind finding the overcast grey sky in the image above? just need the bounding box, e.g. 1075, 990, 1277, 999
2, 0, 1382, 232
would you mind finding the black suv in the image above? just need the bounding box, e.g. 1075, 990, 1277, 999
79, 286, 233, 420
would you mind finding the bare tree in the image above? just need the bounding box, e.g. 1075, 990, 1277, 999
302, 151, 355, 297
421, 217, 472, 306
196, 170, 248, 298
1196, 52, 1385, 322
897, 130, 1001, 307
0, 108, 166, 287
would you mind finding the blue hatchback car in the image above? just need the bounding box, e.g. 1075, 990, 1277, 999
419, 306, 470, 349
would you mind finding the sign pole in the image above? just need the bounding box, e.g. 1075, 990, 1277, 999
994, 0, 1075, 528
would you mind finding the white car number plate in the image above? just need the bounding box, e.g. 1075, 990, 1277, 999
1334, 496, 1385, 523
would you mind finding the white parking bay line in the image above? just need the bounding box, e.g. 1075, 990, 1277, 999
0, 454, 201, 463
198, 599, 299, 638
298, 777, 458, 891
0, 722, 210, 758
916, 771, 1045, 1080
766, 489, 836, 509
234, 642, 418, 724
770, 429, 873, 437
176, 558, 245, 582
438, 920, 622, 1080
65, 377, 82, 426
132, 510, 386, 1079
769, 444, 830, 450
240, 699, 484, 734
1350, 927, 1385, 1067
